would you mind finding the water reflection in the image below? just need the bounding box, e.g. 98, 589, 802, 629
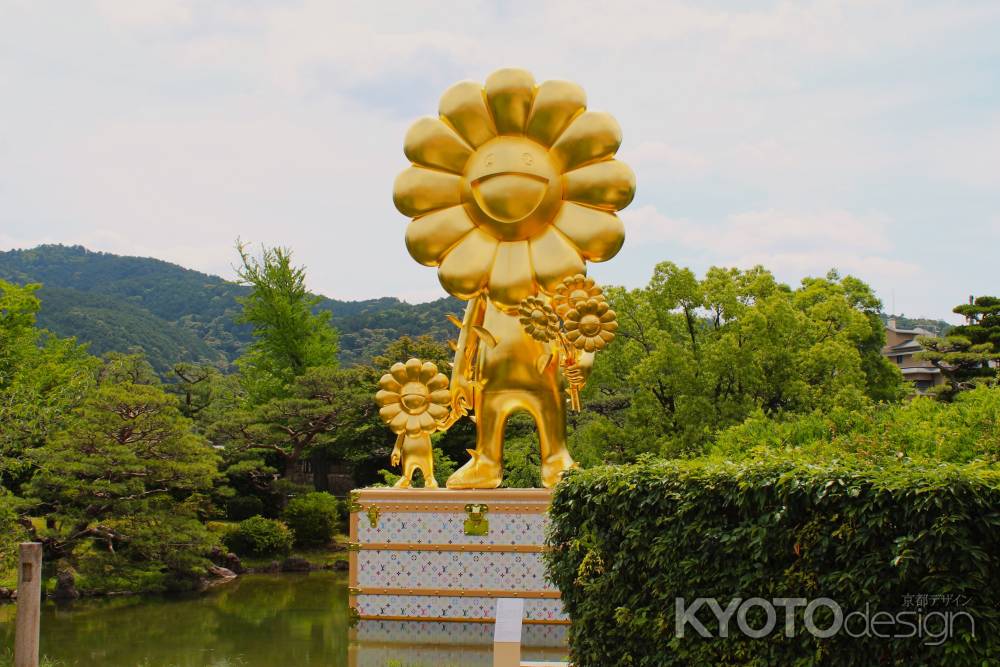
1, 574, 568, 666
1, 573, 350, 666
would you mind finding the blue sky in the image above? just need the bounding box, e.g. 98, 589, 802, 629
1, 1, 998, 321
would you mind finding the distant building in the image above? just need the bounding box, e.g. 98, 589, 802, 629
883, 319, 944, 395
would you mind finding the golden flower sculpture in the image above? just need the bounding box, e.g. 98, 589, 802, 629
376, 358, 451, 437
565, 298, 618, 352
394, 68, 636, 309
552, 273, 604, 318
518, 296, 560, 342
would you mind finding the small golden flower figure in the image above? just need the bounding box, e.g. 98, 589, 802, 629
564, 298, 618, 352
552, 273, 604, 317
518, 296, 560, 342
375, 358, 450, 488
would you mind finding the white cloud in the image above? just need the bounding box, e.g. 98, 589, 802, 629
95, 0, 192, 27
1, 0, 998, 320
623, 205, 919, 284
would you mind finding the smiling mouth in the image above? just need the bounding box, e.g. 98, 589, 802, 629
471, 171, 549, 223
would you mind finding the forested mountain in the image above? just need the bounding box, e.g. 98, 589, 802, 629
0, 245, 460, 372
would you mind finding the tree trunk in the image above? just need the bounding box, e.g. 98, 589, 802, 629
311, 452, 330, 492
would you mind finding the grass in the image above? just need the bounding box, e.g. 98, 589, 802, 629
0, 650, 63, 667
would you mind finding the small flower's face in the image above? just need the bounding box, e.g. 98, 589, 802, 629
577, 308, 604, 337
464, 138, 561, 241
400, 381, 430, 413
553, 273, 603, 317
376, 358, 451, 436
517, 295, 559, 342
565, 297, 618, 352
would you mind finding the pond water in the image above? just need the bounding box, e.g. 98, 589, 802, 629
1, 572, 351, 666
1, 573, 568, 667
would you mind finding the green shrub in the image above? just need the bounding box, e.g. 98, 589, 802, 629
547, 459, 1000, 666
222, 516, 293, 557
226, 495, 265, 521
282, 492, 340, 547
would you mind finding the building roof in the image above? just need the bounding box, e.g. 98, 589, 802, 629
901, 366, 940, 376
887, 325, 933, 335
888, 339, 923, 352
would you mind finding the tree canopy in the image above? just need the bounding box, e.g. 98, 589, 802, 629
570, 263, 905, 461
0, 279, 97, 490
25, 354, 220, 591
234, 243, 341, 404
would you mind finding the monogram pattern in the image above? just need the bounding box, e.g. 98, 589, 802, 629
357, 549, 555, 591
359, 510, 548, 545
355, 594, 566, 622
353, 619, 568, 647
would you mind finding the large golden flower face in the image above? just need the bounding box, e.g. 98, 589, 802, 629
394, 68, 636, 309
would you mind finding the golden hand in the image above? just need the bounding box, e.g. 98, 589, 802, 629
390, 434, 403, 467
564, 362, 586, 389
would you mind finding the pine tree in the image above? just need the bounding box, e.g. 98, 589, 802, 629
919, 296, 1000, 400
27, 354, 220, 591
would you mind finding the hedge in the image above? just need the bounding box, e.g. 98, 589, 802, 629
546, 458, 1000, 666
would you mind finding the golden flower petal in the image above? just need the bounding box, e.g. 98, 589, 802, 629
550, 112, 622, 173
526, 80, 587, 147
429, 389, 451, 405
427, 374, 449, 392
375, 389, 400, 407
427, 403, 449, 420
485, 68, 536, 135
417, 412, 436, 434
390, 411, 409, 433
419, 361, 439, 384
487, 240, 535, 308
405, 206, 476, 267
529, 226, 586, 293
379, 403, 402, 422
379, 373, 401, 394
563, 160, 636, 211
554, 203, 625, 263
393, 167, 463, 218
404, 117, 473, 174
437, 228, 498, 299
439, 80, 497, 148
404, 358, 422, 381
406, 415, 424, 437
389, 363, 409, 386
